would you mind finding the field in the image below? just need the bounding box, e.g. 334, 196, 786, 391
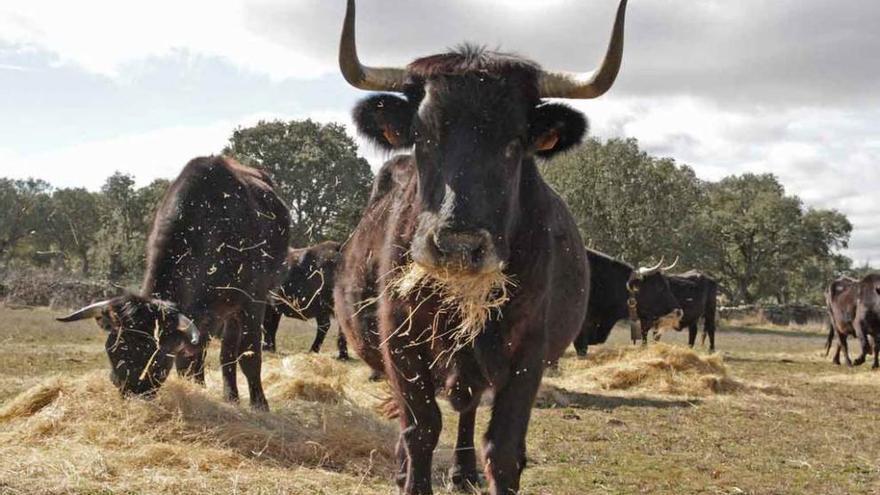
1, 305, 878, 495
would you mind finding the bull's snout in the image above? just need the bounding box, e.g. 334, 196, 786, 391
673, 308, 684, 319
428, 228, 495, 273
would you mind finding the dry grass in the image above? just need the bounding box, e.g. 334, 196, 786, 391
543, 344, 786, 399
390, 262, 513, 355
3, 306, 880, 494
0, 353, 397, 494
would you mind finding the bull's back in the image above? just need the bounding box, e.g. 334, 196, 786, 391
144, 156, 290, 303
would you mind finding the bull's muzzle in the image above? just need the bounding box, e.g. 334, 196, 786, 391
414, 227, 500, 274
652, 308, 684, 342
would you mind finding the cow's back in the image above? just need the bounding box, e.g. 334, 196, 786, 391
142, 156, 291, 312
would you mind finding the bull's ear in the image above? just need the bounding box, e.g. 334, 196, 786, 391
353, 94, 414, 150
529, 103, 588, 159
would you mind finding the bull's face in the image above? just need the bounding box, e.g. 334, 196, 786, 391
340, 0, 628, 273
57, 295, 200, 396
628, 272, 682, 330
355, 79, 586, 274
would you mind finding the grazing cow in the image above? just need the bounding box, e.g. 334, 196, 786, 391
334, 1, 627, 493
654, 271, 719, 352
57, 156, 290, 410
572, 249, 682, 357
262, 241, 349, 359
825, 275, 878, 367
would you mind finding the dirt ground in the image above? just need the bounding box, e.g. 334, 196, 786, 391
0, 305, 878, 495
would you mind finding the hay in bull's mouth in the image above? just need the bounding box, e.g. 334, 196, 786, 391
389, 262, 513, 354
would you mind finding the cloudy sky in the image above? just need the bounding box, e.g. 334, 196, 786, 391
1, 0, 878, 262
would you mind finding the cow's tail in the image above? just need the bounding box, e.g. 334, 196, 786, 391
824, 321, 835, 357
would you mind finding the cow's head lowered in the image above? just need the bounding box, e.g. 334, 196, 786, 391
343, 0, 627, 274
57, 295, 200, 396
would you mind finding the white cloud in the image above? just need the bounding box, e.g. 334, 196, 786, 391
0, 0, 327, 81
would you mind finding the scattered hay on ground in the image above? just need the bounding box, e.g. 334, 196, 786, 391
814, 371, 880, 387
545, 344, 787, 399
0, 354, 396, 494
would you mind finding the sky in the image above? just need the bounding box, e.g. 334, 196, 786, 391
1, 0, 878, 263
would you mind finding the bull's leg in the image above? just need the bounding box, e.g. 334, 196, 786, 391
336, 326, 350, 361
239, 304, 269, 411
871, 332, 879, 369
573, 329, 590, 358
853, 320, 869, 366
483, 344, 544, 495
450, 405, 481, 491
837, 330, 853, 367
220, 320, 242, 404
262, 306, 282, 353
832, 335, 842, 365
687, 324, 699, 348
705, 322, 717, 353
310, 313, 331, 354
385, 320, 441, 494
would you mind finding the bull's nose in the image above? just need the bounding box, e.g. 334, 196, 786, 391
674, 309, 684, 318
432, 228, 493, 271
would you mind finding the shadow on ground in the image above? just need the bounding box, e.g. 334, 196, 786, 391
536, 385, 700, 411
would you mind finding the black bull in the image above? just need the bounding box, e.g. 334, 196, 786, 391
825, 274, 880, 368
333, 0, 629, 492
262, 241, 349, 359
57, 156, 290, 410
653, 271, 719, 351
572, 248, 682, 356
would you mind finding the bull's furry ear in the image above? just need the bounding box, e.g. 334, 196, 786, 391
353, 94, 414, 150
529, 103, 588, 159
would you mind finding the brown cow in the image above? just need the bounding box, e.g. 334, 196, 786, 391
825, 275, 878, 367
334, 1, 628, 493
58, 156, 290, 410
262, 241, 348, 359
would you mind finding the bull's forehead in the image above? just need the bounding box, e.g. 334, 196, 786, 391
415, 76, 533, 137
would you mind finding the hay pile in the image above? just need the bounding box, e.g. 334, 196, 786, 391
0, 354, 396, 494
546, 344, 769, 397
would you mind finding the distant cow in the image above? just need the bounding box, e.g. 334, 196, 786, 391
825, 275, 878, 367
572, 250, 682, 357
654, 271, 719, 352
58, 156, 290, 411
334, 0, 627, 492
262, 241, 348, 359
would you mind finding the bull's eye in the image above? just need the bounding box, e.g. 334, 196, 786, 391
503, 139, 521, 160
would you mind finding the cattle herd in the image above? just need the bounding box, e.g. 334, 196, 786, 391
51, 1, 880, 494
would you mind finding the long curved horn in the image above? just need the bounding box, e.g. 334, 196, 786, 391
638, 257, 665, 276
538, 0, 628, 99
56, 300, 112, 322
662, 256, 680, 272
339, 0, 407, 91
177, 315, 201, 345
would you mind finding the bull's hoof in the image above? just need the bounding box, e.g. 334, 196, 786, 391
448, 466, 483, 492
336, 353, 351, 362
854, 356, 866, 366
262, 344, 276, 353
872, 362, 879, 370
309, 347, 321, 354
832, 358, 841, 366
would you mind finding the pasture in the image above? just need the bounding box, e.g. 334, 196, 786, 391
0, 305, 878, 495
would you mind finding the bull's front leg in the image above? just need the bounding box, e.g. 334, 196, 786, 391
384, 308, 442, 494
853, 319, 869, 366
483, 333, 545, 495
